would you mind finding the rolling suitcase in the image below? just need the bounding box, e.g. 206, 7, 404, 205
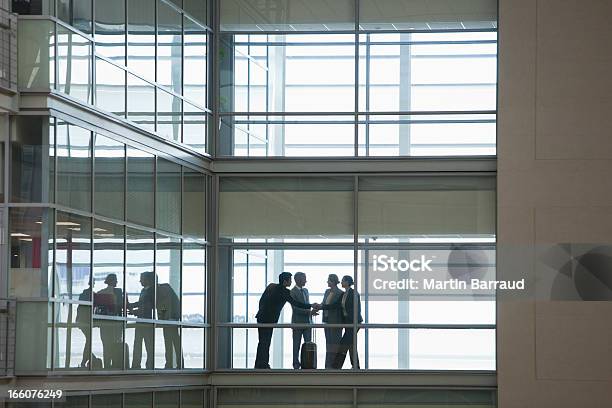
300, 341, 317, 369
300, 317, 317, 369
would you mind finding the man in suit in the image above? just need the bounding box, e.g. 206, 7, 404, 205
314, 275, 363, 369
290, 272, 318, 369
321, 274, 344, 369
254, 272, 316, 369
127, 272, 155, 369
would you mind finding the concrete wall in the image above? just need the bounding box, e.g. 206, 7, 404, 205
497, 0, 612, 406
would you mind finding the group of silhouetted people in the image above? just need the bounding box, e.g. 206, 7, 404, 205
76, 272, 180, 370
254, 272, 362, 370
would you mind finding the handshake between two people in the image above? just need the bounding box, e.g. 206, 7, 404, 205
309, 303, 322, 316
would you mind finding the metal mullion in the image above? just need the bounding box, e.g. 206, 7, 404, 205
211, 173, 220, 370
154, 0, 159, 133
354, 27, 359, 157
219, 28, 498, 36
220, 110, 496, 116
365, 33, 371, 157
353, 175, 359, 370
181, 12, 185, 144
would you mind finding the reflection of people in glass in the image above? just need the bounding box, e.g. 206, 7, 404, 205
156, 280, 181, 368
314, 275, 362, 369
128, 272, 154, 369
321, 274, 344, 369
254, 272, 315, 369
290, 272, 318, 369
76, 285, 92, 368
95, 273, 123, 368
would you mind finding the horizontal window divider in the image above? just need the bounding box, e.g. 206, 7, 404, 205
218, 242, 356, 249
358, 119, 496, 124
217, 323, 495, 329
10, 297, 51, 303
220, 28, 498, 36
180, 323, 211, 328
233, 41, 497, 48
409, 143, 497, 149
220, 110, 497, 116
50, 298, 93, 305
92, 314, 126, 321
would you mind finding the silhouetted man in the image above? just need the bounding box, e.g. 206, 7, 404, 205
290, 272, 318, 369
128, 272, 155, 369
254, 272, 316, 369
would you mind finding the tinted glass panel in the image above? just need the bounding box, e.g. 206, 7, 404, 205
94, 134, 125, 219
95, 58, 126, 117
127, 0, 155, 81
156, 158, 181, 234
56, 121, 91, 211
158, 0, 182, 94
55, 212, 91, 300
95, 0, 125, 62
127, 74, 155, 132
126, 147, 154, 227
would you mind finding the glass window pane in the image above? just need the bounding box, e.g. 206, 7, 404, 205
127, 74, 155, 132
221, 0, 355, 31
126, 147, 154, 227
218, 388, 353, 407
94, 134, 125, 219
17, 19, 55, 89
126, 323, 154, 370
95, 58, 126, 117
57, 0, 92, 34
57, 26, 92, 104
158, 0, 182, 94
183, 104, 207, 153
9, 208, 51, 297
125, 392, 153, 407
184, 17, 207, 107
126, 228, 154, 310
182, 327, 204, 369
359, 0, 497, 31
11, 116, 53, 203
155, 391, 179, 408
56, 121, 92, 212
93, 394, 123, 408
157, 89, 182, 142
92, 319, 124, 370
182, 169, 206, 238
156, 235, 181, 321
156, 159, 181, 234
357, 389, 497, 407
93, 220, 125, 316
128, 0, 155, 81
15, 302, 52, 371
155, 324, 181, 369
365, 328, 495, 370
184, 0, 207, 26
181, 389, 206, 408
182, 240, 205, 323
95, 0, 125, 62
357, 247, 495, 324
55, 212, 91, 300
219, 177, 353, 242
54, 302, 91, 370
221, 115, 354, 157
223, 34, 355, 114
55, 395, 90, 407
360, 114, 496, 157
358, 176, 496, 240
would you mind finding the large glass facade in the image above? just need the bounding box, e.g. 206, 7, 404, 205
8, 0, 499, 403
16, 0, 211, 154
217, 175, 496, 370
10, 116, 209, 373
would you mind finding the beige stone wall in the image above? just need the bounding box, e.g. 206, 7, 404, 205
498, 0, 612, 406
